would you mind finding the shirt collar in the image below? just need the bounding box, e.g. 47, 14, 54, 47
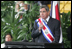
45, 16, 50, 22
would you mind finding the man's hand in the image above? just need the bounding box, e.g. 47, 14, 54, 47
39, 22, 43, 31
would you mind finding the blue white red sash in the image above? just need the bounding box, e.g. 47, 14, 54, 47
35, 18, 54, 43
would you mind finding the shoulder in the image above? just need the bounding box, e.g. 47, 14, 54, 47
50, 17, 60, 23
35, 18, 39, 23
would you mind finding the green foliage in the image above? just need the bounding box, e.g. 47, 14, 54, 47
1, 1, 39, 43
60, 11, 71, 48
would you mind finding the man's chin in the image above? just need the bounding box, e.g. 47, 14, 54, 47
41, 17, 45, 19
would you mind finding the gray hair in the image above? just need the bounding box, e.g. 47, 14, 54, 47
40, 5, 49, 12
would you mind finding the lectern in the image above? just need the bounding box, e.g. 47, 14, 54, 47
5, 41, 63, 48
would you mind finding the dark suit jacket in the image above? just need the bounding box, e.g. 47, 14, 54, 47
31, 17, 60, 43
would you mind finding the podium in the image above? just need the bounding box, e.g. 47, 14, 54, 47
5, 41, 63, 48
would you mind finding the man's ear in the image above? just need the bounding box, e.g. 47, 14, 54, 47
48, 11, 50, 15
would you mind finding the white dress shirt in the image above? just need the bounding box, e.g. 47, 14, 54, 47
1, 43, 5, 48
43, 16, 50, 24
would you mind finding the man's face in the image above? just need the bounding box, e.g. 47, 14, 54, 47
5, 35, 12, 41
40, 8, 48, 19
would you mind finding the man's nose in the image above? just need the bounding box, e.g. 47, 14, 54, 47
41, 12, 43, 15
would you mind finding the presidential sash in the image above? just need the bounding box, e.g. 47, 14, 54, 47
35, 18, 54, 43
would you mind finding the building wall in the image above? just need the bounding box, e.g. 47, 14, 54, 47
60, 1, 71, 13
47, 1, 71, 13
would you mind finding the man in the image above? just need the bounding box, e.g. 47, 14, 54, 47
31, 5, 60, 43
1, 33, 13, 48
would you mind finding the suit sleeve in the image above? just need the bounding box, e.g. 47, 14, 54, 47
31, 21, 41, 39
53, 20, 60, 43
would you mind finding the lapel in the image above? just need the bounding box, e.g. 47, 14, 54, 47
47, 17, 52, 26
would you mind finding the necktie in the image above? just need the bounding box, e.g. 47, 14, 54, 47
44, 20, 47, 24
